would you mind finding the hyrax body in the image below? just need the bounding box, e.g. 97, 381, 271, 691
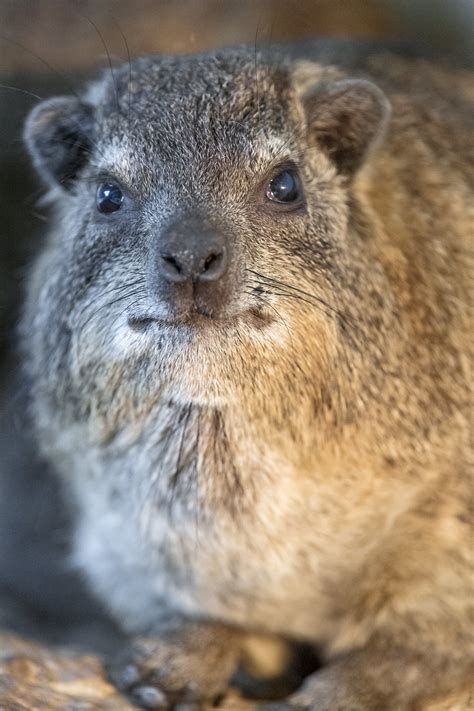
22, 41, 473, 709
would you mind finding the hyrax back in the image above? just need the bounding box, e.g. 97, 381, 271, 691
22, 41, 473, 709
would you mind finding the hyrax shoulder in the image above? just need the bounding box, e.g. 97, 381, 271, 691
21, 40, 473, 708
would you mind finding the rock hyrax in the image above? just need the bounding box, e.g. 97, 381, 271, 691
22, 41, 473, 709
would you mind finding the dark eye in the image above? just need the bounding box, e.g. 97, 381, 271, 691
266, 169, 302, 205
96, 182, 124, 214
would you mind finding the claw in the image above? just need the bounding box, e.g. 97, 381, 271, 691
118, 663, 141, 688
132, 684, 168, 709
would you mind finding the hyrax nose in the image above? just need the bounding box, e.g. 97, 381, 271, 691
158, 231, 228, 284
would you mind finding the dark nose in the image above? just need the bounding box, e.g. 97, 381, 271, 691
158, 228, 228, 284
160, 245, 227, 283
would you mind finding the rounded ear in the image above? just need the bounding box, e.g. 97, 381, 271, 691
23, 97, 94, 190
299, 75, 391, 177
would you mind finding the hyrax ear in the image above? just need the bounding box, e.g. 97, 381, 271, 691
24, 96, 94, 190
300, 77, 390, 176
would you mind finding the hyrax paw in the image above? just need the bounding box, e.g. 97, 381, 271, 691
107, 636, 232, 710
108, 649, 203, 709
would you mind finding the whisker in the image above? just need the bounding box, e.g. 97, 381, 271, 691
0, 33, 81, 99
78, 285, 146, 337
245, 288, 294, 344
0, 33, 107, 141
247, 271, 334, 313
267, 0, 279, 45
247, 273, 362, 345
0, 84, 43, 100
250, 284, 335, 322
74, 277, 144, 322
247, 269, 355, 329
74, 7, 120, 115
112, 17, 133, 129
253, 8, 265, 126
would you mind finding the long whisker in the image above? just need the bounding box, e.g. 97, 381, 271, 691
249, 283, 335, 322
247, 269, 343, 318
0, 33, 107, 142
112, 18, 133, 129
0, 84, 43, 100
74, 277, 144, 322
0, 33, 82, 100
253, 8, 265, 126
74, 7, 120, 115
247, 270, 359, 336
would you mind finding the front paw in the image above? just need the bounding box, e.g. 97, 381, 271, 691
107, 642, 196, 709
107, 628, 238, 710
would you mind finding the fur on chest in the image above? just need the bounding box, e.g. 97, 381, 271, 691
64, 399, 330, 636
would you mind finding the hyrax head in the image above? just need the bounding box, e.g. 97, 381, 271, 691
23, 47, 389, 413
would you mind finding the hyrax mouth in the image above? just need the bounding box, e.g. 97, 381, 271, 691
127, 304, 272, 332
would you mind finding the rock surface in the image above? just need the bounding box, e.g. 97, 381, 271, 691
0, 633, 135, 710
0, 632, 257, 710
1, 632, 472, 710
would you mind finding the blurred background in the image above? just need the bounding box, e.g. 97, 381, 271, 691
0, 0, 473, 373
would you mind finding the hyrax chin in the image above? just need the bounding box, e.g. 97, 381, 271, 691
22, 40, 472, 709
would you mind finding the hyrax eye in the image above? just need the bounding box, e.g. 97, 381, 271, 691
266, 169, 302, 204
96, 183, 124, 214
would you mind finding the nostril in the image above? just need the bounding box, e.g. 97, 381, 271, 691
199, 248, 227, 282
203, 251, 221, 273
159, 252, 189, 283
162, 254, 182, 274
